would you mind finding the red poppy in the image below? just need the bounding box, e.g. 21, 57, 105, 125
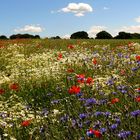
57, 53, 63, 60
111, 98, 119, 104
86, 77, 93, 85
67, 68, 74, 73
9, 83, 19, 91
136, 97, 140, 102
0, 89, 5, 95
68, 86, 81, 94
136, 55, 140, 61
93, 130, 102, 138
89, 128, 102, 138
120, 69, 125, 75
92, 58, 97, 65
67, 44, 74, 49
21, 120, 31, 127
76, 74, 85, 83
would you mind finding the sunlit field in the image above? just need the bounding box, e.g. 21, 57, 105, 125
0, 39, 140, 140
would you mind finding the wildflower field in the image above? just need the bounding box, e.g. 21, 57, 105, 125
0, 39, 140, 140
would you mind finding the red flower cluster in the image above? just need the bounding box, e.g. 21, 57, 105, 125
92, 58, 97, 65
111, 98, 119, 104
76, 74, 94, 85
9, 83, 19, 91
67, 68, 74, 73
136, 55, 140, 61
57, 53, 63, 60
67, 44, 74, 49
21, 120, 31, 127
68, 86, 81, 94
89, 128, 102, 138
136, 97, 140, 102
120, 69, 125, 76
0, 89, 5, 95
86, 77, 93, 85
76, 74, 85, 83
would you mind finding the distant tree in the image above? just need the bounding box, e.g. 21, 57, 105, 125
131, 33, 140, 39
0, 35, 8, 40
95, 31, 113, 39
10, 34, 40, 39
70, 31, 89, 39
114, 32, 132, 39
50, 36, 61, 39
34, 35, 40, 39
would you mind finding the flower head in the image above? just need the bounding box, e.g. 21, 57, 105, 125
0, 89, 5, 95
86, 77, 93, 85
68, 86, 81, 94
21, 120, 31, 127
9, 83, 19, 91
111, 98, 119, 104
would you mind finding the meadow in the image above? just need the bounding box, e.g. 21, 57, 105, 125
0, 39, 140, 140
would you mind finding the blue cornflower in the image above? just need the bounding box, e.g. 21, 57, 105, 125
94, 111, 103, 117
104, 112, 111, 117
130, 110, 140, 117
84, 98, 96, 106
117, 131, 132, 139
100, 128, 107, 134
110, 124, 118, 130
79, 113, 88, 119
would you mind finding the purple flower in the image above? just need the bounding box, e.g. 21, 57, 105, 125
51, 99, 60, 104
60, 115, 69, 123
84, 120, 91, 126
130, 110, 140, 117
104, 112, 111, 117
85, 98, 96, 106
79, 113, 87, 119
137, 134, 140, 139
41, 108, 48, 116
117, 131, 132, 139
100, 128, 107, 134
110, 124, 118, 130
121, 90, 127, 94
94, 111, 103, 117
132, 67, 138, 71
115, 118, 121, 124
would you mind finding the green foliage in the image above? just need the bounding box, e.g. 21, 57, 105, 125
95, 31, 113, 39
70, 31, 89, 39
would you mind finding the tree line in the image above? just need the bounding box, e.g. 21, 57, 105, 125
1, 31, 140, 40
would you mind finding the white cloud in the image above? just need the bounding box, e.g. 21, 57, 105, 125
61, 3, 93, 17
88, 26, 107, 37
103, 7, 109, 10
14, 25, 43, 33
61, 34, 70, 39
119, 25, 140, 33
135, 16, 140, 23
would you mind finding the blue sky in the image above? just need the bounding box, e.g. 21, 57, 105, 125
0, 0, 140, 38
